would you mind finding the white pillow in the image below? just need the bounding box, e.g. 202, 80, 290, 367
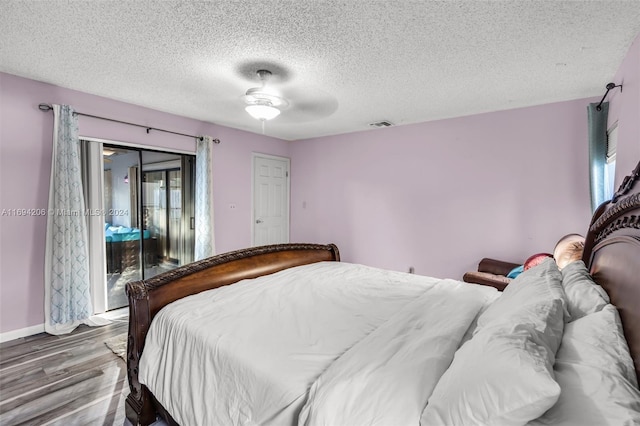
560, 260, 609, 321
422, 297, 565, 426
528, 304, 640, 425
477, 258, 569, 329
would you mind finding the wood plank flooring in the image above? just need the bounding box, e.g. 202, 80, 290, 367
0, 319, 129, 425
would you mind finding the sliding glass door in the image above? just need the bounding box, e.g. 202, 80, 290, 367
84, 142, 196, 312
140, 151, 194, 274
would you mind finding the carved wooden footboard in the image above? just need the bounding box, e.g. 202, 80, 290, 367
124, 243, 340, 425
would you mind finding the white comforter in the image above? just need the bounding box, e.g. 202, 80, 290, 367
139, 261, 498, 426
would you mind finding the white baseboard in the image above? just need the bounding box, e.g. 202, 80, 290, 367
0, 323, 45, 343
0, 310, 128, 344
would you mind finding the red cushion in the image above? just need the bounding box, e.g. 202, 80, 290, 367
523, 253, 553, 271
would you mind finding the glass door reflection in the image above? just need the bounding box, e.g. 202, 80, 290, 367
103, 146, 142, 311
141, 159, 194, 279
102, 147, 195, 311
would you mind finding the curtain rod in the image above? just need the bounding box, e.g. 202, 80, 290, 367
38, 103, 220, 144
595, 82, 622, 111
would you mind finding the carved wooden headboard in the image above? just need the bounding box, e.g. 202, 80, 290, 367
583, 160, 640, 383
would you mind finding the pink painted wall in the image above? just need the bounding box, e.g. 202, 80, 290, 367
607, 32, 640, 184
290, 98, 596, 280
0, 72, 290, 334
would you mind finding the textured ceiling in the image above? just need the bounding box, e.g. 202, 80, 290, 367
1, 1, 639, 141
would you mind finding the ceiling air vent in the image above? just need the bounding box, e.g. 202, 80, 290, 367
369, 121, 394, 128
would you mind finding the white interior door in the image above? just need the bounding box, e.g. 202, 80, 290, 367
252, 153, 290, 246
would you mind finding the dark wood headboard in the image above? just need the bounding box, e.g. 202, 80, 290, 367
583, 160, 640, 384
124, 243, 340, 425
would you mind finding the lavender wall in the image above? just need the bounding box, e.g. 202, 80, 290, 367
291, 99, 596, 280
0, 72, 290, 334
2, 30, 638, 336
607, 32, 640, 184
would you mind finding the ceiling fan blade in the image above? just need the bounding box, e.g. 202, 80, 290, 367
277, 86, 339, 123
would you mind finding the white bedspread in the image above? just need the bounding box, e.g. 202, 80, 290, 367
138, 261, 498, 426
298, 280, 492, 426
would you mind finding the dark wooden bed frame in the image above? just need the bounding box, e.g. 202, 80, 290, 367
125, 243, 341, 425
125, 161, 640, 426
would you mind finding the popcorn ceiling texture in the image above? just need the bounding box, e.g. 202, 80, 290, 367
1, 0, 639, 140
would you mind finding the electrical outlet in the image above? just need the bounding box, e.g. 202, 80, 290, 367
408, 266, 415, 274
229, 204, 236, 209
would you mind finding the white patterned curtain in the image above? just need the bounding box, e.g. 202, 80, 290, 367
44, 105, 107, 334
194, 135, 215, 260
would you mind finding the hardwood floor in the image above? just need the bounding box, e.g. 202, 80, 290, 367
0, 319, 129, 425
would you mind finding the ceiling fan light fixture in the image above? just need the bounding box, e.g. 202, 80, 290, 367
245, 102, 281, 121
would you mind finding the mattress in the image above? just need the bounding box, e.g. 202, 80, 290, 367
138, 261, 499, 426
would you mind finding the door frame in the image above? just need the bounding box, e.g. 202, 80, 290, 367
251, 152, 291, 246
83, 140, 108, 314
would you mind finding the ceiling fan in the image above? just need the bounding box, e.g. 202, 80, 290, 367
242, 69, 289, 121
227, 64, 339, 132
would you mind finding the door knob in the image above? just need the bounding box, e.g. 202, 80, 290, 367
256, 219, 263, 224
